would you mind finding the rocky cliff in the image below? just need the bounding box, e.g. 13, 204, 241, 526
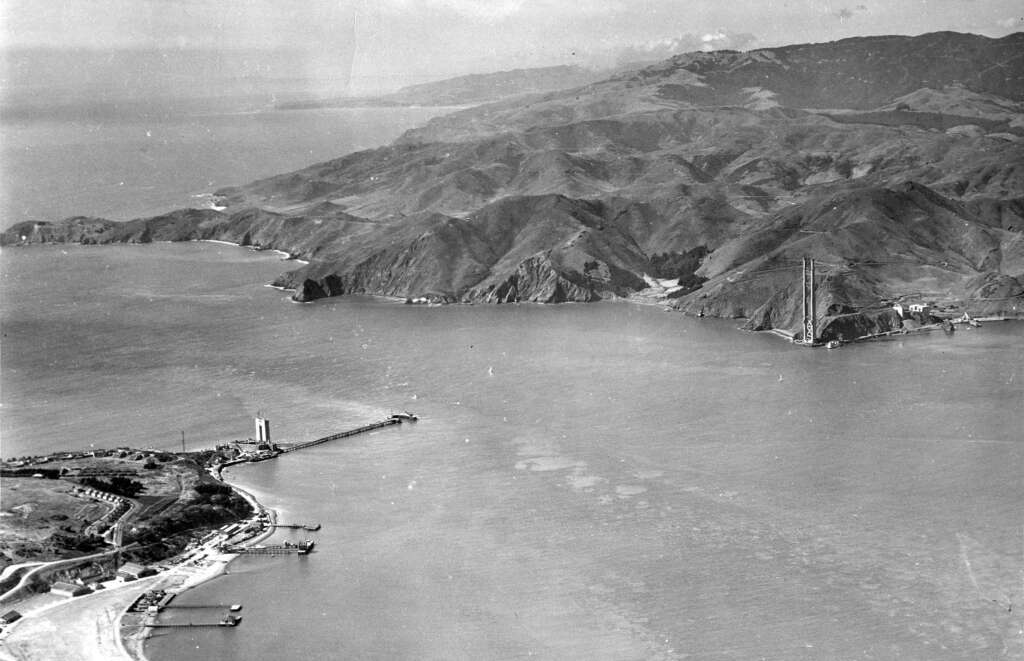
4, 31, 1023, 336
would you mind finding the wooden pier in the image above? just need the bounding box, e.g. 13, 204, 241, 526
223, 539, 315, 555
279, 414, 416, 454
270, 522, 321, 531
148, 623, 231, 628
148, 615, 242, 628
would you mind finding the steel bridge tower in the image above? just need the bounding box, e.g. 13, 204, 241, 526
801, 257, 816, 345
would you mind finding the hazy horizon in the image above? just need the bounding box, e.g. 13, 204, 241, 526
2, 1, 1021, 100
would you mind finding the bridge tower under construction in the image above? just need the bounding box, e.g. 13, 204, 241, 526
801, 257, 816, 345
255, 417, 270, 443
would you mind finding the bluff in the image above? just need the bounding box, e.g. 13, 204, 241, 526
4, 31, 1023, 336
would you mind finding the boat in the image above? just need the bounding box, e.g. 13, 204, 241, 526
959, 312, 981, 327
391, 411, 419, 421
219, 615, 242, 627
825, 340, 841, 349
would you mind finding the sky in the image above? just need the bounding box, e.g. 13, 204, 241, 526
1, 0, 1022, 96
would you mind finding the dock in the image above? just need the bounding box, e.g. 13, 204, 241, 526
148, 615, 242, 628
223, 539, 315, 555
278, 413, 417, 454
270, 522, 321, 531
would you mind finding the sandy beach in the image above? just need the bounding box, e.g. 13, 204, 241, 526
0, 575, 159, 661
0, 474, 275, 661
119, 553, 239, 661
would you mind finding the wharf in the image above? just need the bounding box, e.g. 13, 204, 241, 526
147, 624, 230, 628
278, 413, 417, 454
223, 539, 315, 555
148, 615, 241, 628
270, 522, 321, 531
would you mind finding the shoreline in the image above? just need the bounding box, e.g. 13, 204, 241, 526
2, 413, 407, 660
122, 466, 278, 661
0, 466, 276, 661
195, 239, 309, 264
3, 243, 1021, 324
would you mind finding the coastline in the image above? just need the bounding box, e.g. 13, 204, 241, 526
196, 239, 309, 264
122, 467, 278, 661
0, 467, 276, 661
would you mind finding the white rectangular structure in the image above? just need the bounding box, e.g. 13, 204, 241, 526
255, 417, 270, 443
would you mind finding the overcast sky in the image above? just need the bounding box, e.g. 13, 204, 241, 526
2, 0, 1022, 95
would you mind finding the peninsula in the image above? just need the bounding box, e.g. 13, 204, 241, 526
0, 413, 416, 660
3, 32, 1023, 343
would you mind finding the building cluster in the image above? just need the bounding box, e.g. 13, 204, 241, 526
36, 561, 159, 605
117, 562, 157, 581
130, 589, 170, 614
1, 447, 169, 473
213, 441, 280, 463
3, 448, 117, 467
211, 510, 271, 553
73, 485, 130, 537
62, 562, 115, 591
891, 302, 938, 323
212, 417, 281, 464
50, 581, 92, 598
0, 610, 22, 630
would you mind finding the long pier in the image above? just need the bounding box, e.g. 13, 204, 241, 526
223, 539, 315, 555
148, 623, 232, 628
270, 522, 321, 531
279, 414, 416, 454
228, 546, 304, 556
148, 616, 241, 628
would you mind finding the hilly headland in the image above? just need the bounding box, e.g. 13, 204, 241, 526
4, 31, 1023, 342
276, 64, 616, 109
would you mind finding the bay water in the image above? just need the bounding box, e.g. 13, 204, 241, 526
1, 244, 1022, 659
0, 102, 452, 224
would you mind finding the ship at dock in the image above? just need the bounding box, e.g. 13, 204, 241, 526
223, 539, 315, 555
287, 539, 315, 554
219, 614, 242, 627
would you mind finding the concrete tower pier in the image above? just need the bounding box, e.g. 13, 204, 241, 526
255, 417, 270, 443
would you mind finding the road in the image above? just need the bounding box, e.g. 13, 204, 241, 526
0, 577, 157, 661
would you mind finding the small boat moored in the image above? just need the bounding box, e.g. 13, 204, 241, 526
220, 615, 242, 627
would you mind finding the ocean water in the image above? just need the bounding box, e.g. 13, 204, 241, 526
1, 244, 1022, 659
0, 101, 451, 224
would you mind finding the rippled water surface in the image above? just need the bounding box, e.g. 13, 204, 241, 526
2, 245, 1022, 660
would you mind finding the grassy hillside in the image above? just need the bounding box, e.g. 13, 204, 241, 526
5, 31, 1023, 335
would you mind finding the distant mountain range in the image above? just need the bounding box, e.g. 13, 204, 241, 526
6, 31, 1024, 341
275, 65, 617, 109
